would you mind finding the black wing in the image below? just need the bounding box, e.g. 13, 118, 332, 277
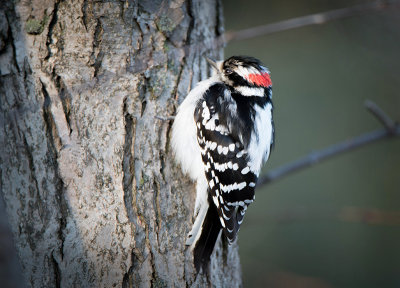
194, 83, 257, 243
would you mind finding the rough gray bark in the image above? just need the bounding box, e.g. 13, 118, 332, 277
0, 0, 241, 287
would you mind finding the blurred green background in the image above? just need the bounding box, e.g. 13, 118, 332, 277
222, 0, 400, 287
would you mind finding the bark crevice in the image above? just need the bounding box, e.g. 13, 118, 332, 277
5, 14, 19, 73
51, 252, 61, 288
152, 178, 162, 232
122, 251, 136, 288
185, 0, 194, 46
45, 0, 59, 60
55, 76, 72, 135
90, 18, 104, 78
22, 135, 43, 220
122, 98, 137, 223
81, 0, 89, 31
41, 80, 62, 152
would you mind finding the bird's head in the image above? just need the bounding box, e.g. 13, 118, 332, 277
206, 55, 272, 96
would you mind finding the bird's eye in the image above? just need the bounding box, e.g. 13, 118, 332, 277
225, 68, 233, 74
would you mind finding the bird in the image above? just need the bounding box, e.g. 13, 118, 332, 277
171, 55, 274, 272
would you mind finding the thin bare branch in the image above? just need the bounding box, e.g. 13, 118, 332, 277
258, 101, 400, 187
224, 0, 400, 43
250, 206, 400, 226
365, 99, 397, 134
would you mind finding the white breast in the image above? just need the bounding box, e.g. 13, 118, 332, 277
247, 102, 273, 175
171, 76, 219, 181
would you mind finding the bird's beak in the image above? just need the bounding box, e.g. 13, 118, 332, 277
206, 57, 219, 71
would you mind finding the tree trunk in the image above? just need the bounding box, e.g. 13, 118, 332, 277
0, 0, 242, 287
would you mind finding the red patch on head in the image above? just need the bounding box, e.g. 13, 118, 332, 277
246, 73, 272, 87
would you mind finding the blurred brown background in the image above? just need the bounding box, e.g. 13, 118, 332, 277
222, 0, 400, 287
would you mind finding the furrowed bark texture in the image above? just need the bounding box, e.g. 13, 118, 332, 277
0, 0, 241, 287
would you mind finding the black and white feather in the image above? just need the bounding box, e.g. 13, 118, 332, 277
171, 56, 274, 272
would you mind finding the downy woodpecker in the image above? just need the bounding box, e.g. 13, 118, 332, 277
171, 56, 274, 272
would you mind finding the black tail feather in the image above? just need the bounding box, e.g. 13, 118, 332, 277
193, 199, 222, 273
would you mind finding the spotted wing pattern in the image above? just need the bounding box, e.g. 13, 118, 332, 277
194, 83, 257, 243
